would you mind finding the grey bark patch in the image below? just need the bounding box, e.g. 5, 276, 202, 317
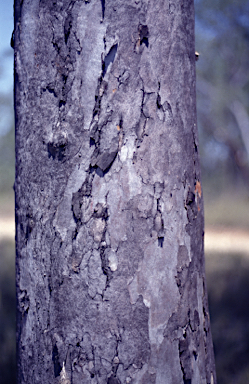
140, 370, 156, 384
142, 92, 157, 118
177, 245, 189, 267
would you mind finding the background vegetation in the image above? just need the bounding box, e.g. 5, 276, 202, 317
0, 0, 249, 382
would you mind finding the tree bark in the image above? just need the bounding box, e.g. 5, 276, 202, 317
14, 0, 216, 383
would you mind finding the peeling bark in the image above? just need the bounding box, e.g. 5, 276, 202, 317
14, 0, 216, 383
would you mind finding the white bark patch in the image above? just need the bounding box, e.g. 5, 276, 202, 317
77, 2, 106, 130
119, 138, 136, 163
127, 163, 142, 198
108, 250, 118, 272
60, 362, 70, 384
143, 297, 151, 308
93, 218, 106, 243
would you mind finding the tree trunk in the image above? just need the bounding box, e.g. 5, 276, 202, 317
14, 0, 216, 383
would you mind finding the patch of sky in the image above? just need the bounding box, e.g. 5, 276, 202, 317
0, 0, 14, 135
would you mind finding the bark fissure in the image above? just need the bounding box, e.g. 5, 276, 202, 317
102, 44, 118, 78
100, 0, 105, 21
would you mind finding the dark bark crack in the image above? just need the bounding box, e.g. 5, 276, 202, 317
47, 138, 68, 162
90, 113, 119, 173
92, 151, 118, 174
100, 0, 105, 20
72, 169, 95, 225
135, 85, 150, 147
156, 83, 174, 123
107, 336, 121, 384
138, 24, 149, 47
154, 198, 165, 247
52, 344, 62, 378
134, 24, 149, 53
22, 209, 35, 243
18, 289, 30, 315
64, 12, 73, 44
88, 45, 119, 172
50, 8, 78, 127
102, 44, 118, 78
116, 69, 130, 88
184, 186, 198, 222
179, 333, 193, 384
107, 375, 121, 384
95, 198, 114, 290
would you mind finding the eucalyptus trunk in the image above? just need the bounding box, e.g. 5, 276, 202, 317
14, 0, 216, 383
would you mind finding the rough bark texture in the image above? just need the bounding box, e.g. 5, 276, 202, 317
14, 0, 216, 383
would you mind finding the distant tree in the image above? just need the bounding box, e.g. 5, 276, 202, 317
195, 0, 249, 188
0, 58, 15, 197
14, 0, 216, 383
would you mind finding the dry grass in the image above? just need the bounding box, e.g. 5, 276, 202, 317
205, 227, 249, 256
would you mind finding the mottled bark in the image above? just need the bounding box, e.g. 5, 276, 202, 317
14, 0, 216, 383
